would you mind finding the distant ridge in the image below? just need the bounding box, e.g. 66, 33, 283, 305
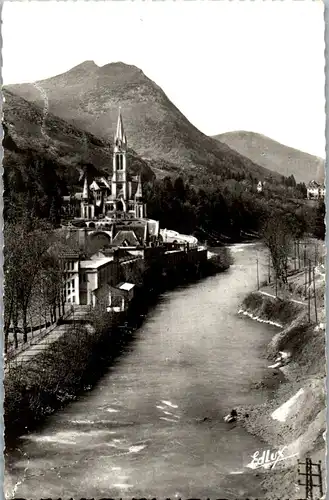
213, 131, 325, 184
6, 61, 282, 182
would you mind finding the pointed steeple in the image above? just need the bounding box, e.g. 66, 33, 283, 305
82, 175, 89, 201
115, 107, 127, 148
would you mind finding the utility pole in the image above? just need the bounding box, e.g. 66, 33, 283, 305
268, 253, 271, 284
308, 260, 312, 322
294, 240, 297, 271
275, 273, 278, 298
313, 267, 318, 324
304, 243, 307, 268
256, 257, 260, 290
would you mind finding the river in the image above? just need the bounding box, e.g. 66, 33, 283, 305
5, 243, 277, 499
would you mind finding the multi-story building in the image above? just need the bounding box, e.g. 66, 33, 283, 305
79, 255, 118, 306
61, 250, 81, 305
58, 247, 138, 312
307, 180, 326, 200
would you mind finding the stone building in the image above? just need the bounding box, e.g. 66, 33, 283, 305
62, 108, 159, 248
79, 109, 147, 220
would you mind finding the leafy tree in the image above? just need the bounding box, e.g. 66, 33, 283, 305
313, 200, 326, 240
261, 215, 293, 284
4, 217, 69, 350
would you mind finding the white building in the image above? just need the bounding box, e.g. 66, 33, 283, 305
160, 229, 198, 247
59, 251, 119, 308
79, 256, 117, 306
61, 250, 81, 305
307, 180, 325, 200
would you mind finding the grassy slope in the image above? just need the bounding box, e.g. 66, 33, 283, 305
3, 88, 155, 192
214, 131, 325, 184
7, 61, 281, 182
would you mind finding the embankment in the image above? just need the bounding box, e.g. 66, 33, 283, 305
4, 246, 231, 443
238, 291, 326, 499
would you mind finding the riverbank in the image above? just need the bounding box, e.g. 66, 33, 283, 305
5, 243, 283, 500
4, 246, 231, 444
238, 288, 326, 499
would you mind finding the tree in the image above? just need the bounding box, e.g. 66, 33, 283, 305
173, 176, 186, 202
261, 215, 293, 284
4, 217, 62, 347
313, 200, 326, 240
296, 182, 307, 199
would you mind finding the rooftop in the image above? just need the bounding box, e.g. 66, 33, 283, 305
80, 257, 114, 269
117, 282, 135, 291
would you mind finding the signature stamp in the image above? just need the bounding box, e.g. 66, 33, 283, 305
246, 446, 299, 470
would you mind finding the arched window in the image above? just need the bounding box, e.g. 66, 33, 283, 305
116, 154, 123, 170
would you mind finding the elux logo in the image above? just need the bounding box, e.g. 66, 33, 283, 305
246, 446, 298, 470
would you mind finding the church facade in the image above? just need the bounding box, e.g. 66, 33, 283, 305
62, 109, 161, 248
79, 109, 147, 220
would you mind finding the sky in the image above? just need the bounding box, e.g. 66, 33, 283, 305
2, 1, 326, 158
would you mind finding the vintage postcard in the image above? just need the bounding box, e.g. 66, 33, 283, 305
2, 1, 326, 499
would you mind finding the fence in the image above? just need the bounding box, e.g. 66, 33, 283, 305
5, 305, 93, 370
298, 458, 324, 500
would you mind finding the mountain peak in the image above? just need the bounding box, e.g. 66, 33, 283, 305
97, 61, 147, 82
99, 61, 142, 72
6, 62, 283, 182
63, 60, 99, 77
214, 130, 324, 183
72, 60, 98, 70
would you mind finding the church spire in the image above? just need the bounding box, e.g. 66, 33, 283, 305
114, 107, 127, 148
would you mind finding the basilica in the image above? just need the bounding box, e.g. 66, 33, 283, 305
62, 109, 160, 248
78, 109, 147, 220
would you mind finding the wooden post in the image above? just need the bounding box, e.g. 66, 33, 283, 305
256, 257, 260, 290
307, 457, 313, 500
308, 259, 312, 287
275, 273, 278, 298
313, 267, 318, 323
304, 244, 307, 268
294, 240, 297, 271
318, 460, 323, 497
297, 240, 301, 269
268, 253, 271, 284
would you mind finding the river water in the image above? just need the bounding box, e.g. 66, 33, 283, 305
5, 243, 277, 499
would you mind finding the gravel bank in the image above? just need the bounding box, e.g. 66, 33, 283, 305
238, 291, 326, 499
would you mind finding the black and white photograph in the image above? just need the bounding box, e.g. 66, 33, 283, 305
2, 1, 326, 499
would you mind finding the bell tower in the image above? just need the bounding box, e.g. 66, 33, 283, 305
111, 108, 128, 216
